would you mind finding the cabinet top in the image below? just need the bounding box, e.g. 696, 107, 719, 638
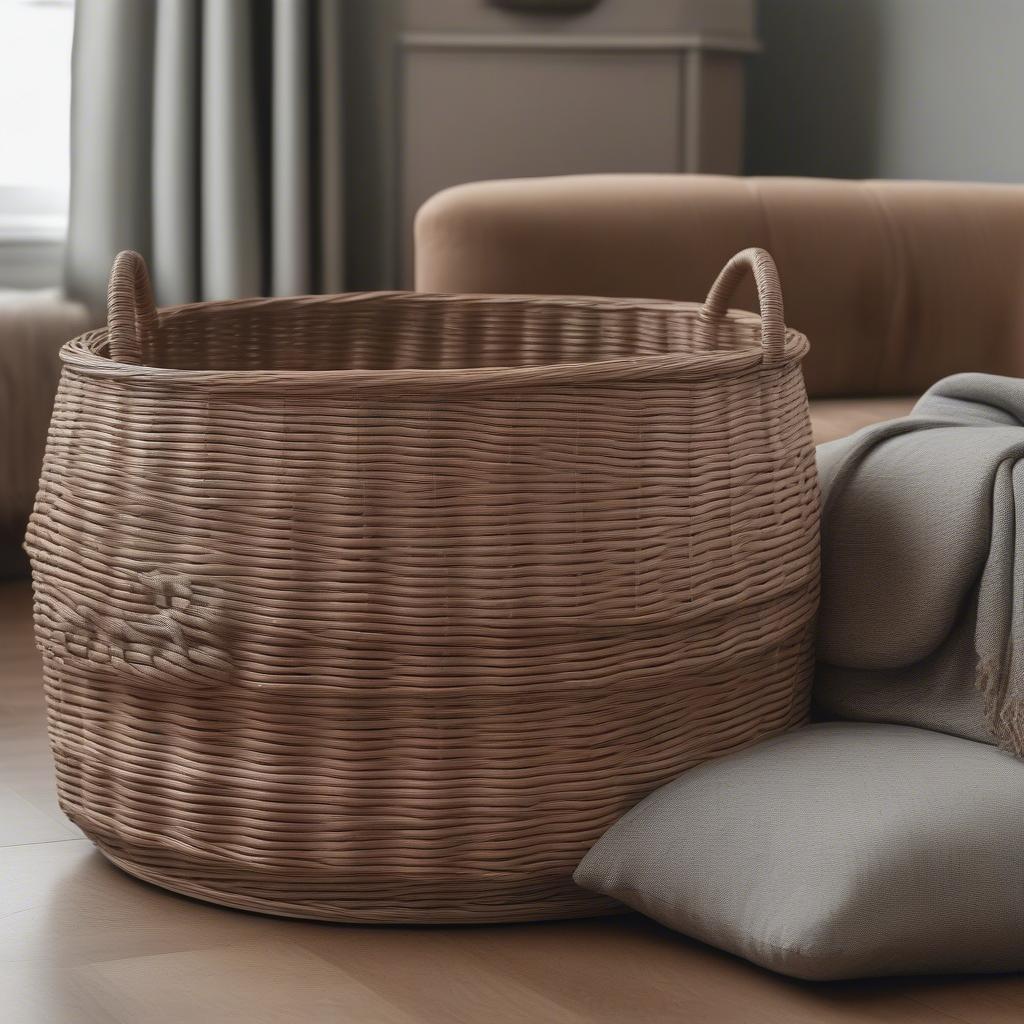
403, 0, 757, 43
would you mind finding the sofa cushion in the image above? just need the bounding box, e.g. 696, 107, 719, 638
809, 396, 917, 444
574, 722, 1024, 980
416, 176, 1024, 399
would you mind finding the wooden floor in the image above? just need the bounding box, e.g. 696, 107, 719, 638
3, 580, 1024, 1023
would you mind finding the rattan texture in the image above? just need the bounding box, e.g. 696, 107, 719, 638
26, 248, 819, 922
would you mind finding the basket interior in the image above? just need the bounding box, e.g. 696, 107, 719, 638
138, 294, 765, 373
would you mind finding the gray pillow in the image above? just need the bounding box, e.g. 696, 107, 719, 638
574, 722, 1024, 980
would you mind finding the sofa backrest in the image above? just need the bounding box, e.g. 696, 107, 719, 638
414, 174, 1024, 398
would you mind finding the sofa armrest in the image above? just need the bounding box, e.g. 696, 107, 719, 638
0, 289, 94, 573
415, 174, 1024, 398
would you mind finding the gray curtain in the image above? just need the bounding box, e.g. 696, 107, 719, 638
65, 0, 397, 313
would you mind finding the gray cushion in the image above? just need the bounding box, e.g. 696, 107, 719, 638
574, 723, 1024, 980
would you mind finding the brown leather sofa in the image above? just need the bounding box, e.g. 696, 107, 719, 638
415, 175, 1024, 443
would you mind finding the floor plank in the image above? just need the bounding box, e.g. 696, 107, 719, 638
2, 578, 1022, 1023
70, 942, 421, 1024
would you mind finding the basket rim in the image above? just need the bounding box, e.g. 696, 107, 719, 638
62, 290, 810, 394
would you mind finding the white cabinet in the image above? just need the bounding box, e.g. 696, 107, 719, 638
396, 0, 759, 283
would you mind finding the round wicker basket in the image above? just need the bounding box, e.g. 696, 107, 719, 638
26, 248, 819, 922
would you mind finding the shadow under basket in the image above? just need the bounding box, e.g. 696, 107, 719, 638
26, 248, 819, 923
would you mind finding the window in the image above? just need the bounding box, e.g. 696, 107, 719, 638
0, 0, 74, 285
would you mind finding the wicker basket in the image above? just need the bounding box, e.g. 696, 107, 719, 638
26, 248, 819, 923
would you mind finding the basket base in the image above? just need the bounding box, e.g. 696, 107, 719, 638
92, 839, 622, 925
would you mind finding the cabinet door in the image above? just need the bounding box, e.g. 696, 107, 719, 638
403, 49, 686, 280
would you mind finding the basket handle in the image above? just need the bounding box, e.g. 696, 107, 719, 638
695, 248, 786, 366
107, 250, 158, 365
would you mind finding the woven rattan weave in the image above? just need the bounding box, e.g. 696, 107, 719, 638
26, 248, 819, 922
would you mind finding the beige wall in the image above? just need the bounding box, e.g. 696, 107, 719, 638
747, 0, 1024, 182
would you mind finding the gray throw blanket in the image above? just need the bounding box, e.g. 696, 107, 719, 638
816, 373, 1024, 757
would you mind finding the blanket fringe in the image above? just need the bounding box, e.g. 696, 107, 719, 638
976, 656, 1024, 759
